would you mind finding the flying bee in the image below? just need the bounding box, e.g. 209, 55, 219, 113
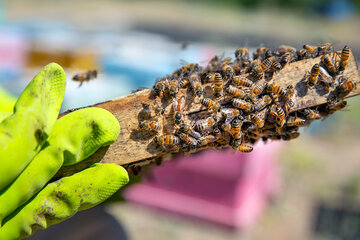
221, 108, 240, 118
306, 64, 320, 87
193, 117, 216, 133
173, 96, 186, 124
72, 69, 98, 87
321, 55, 337, 75
201, 98, 220, 112
232, 98, 254, 112
154, 135, 180, 148
190, 73, 203, 97
235, 48, 250, 62
268, 105, 278, 122
179, 124, 202, 139
254, 95, 272, 111
222, 64, 234, 80
326, 100, 347, 113
280, 52, 293, 66
266, 83, 287, 98
318, 43, 333, 55
338, 45, 350, 72
141, 103, 165, 117
272, 61, 282, 72
318, 66, 334, 87
276, 105, 286, 127
154, 78, 169, 96
249, 82, 266, 100
213, 73, 224, 97
250, 113, 265, 128
302, 108, 321, 120
179, 78, 190, 88
232, 76, 253, 87
231, 118, 243, 140
179, 133, 198, 149
235, 144, 253, 153
286, 115, 306, 126
139, 120, 162, 132
228, 85, 245, 99
168, 79, 179, 97
303, 44, 319, 57
278, 45, 296, 55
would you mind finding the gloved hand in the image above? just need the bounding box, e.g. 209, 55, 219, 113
0, 63, 129, 239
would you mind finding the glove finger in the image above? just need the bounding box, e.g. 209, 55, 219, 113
0, 107, 120, 222
0, 63, 66, 190
0, 163, 129, 240
48, 107, 120, 166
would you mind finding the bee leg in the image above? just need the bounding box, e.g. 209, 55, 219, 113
78, 81, 84, 88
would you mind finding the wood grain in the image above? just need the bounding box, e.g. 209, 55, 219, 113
54, 51, 360, 179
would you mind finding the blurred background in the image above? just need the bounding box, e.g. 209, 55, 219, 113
1, 0, 360, 239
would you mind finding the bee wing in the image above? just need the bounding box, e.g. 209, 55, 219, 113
318, 67, 334, 83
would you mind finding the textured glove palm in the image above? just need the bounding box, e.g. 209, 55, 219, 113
0, 63, 129, 239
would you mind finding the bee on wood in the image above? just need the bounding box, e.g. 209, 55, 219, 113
193, 117, 216, 133
286, 115, 306, 126
205, 73, 216, 83
318, 43, 333, 56
222, 64, 234, 80
72, 70, 98, 87
179, 133, 198, 148
168, 79, 179, 97
321, 55, 337, 76
221, 108, 240, 118
235, 48, 250, 62
280, 52, 293, 66
228, 85, 245, 99
272, 60, 282, 72
235, 144, 253, 153
141, 103, 165, 117
283, 85, 296, 113
154, 135, 180, 148
154, 78, 169, 96
267, 105, 278, 123
326, 100, 347, 113
302, 108, 321, 120
201, 98, 220, 112
179, 124, 202, 140
318, 66, 334, 87
303, 44, 319, 57
296, 49, 312, 60
254, 95, 272, 112
276, 105, 286, 127
266, 83, 288, 98
338, 45, 350, 72
139, 120, 162, 132
231, 118, 243, 140
306, 64, 320, 87
232, 98, 254, 112
278, 45, 296, 56
232, 76, 253, 87
190, 73, 203, 97
250, 113, 265, 128
198, 130, 221, 146
213, 73, 224, 97
179, 78, 190, 88
336, 77, 357, 95
249, 82, 266, 100
253, 47, 269, 60
173, 96, 186, 124
260, 57, 275, 72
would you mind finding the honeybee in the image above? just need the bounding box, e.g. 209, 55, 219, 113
250, 114, 265, 128
302, 108, 321, 120
326, 100, 347, 113
254, 95, 272, 111
235, 48, 250, 62
179, 133, 198, 148
253, 47, 269, 60
168, 79, 179, 97
266, 83, 287, 97
276, 105, 286, 127
154, 78, 169, 96
228, 85, 245, 99
232, 76, 253, 87
173, 96, 186, 124
179, 78, 190, 88
179, 124, 202, 140
280, 52, 293, 66
249, 82, 266, 100
267, 105, 278, 122
154, 135, 180, 148
339, 45, 350, 72
272, 61, 282, 72
318, 43, 333, 56
260, 57, 275, 72
190, 73, 203, 97
251, 65, 264, 80
321, 55, 337, 75
278, 45, 296, 55
198, 130, 221, 146
193, 117, 216, 132
284, 85, 296, 113
303, 44, 319, 56
205, 73, 216, 83
235, 144, 253, 153
286, 115, 306, 126
139, 120, 162, 132
337, 77, 357, 93
221, 108, 240, 118
222, 64, 234, 80
201, 98, 220, 112
232, 98, 254, 112
72, 70, 98, 87
231, 118, 243, 140
213, 73, 224, 97
318, 66, 334, 87
306, 64, 320, 87
141, 103, 165, 117
296, 49, 312, 60
282, 132, 300, 141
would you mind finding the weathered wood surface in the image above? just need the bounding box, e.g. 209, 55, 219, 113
55, 52, 360, 179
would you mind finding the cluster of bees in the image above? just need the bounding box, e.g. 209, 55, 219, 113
137, 43, 357, 154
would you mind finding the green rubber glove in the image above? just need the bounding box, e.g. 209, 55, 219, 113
0, 63, 129, 240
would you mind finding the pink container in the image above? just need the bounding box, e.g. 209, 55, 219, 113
124, 141, 282, 229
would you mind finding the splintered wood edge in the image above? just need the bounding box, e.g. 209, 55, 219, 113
54, 52, 360, 179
